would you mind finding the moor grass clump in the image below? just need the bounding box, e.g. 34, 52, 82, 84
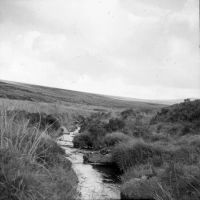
159, 163, 200, 200
6, 110, 61, 131
0, 109, 77, 200
112, 139, 165, 172
73, 131, 93, 149
104, 132, 130, 147
105, 118, 125, 132
119, 100, 200, 200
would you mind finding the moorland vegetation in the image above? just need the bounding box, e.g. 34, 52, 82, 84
73, 99, 200, 200
0, 108, 78, 200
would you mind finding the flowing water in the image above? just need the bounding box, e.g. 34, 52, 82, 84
58, 129, 121, 200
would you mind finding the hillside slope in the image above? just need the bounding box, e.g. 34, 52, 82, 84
0, 80, 164, 110
151, 99, 200, 123
150, 99, 200, 136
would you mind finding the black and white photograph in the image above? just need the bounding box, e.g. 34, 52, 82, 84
0, 0, 199, 199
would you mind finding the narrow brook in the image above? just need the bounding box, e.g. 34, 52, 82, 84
58, 129, 121, 200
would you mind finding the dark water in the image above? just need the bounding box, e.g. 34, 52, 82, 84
58, 130, 121, 200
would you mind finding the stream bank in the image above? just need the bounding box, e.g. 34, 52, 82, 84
58, 129, 121, 200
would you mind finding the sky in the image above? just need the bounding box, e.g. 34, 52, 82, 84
0, 0, 199, 100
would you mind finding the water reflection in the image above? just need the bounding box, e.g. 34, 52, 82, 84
92, 165, 121, 184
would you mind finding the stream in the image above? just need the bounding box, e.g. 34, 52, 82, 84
58, 129, 121, 200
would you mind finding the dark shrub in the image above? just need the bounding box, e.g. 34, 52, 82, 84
88, 120, 107, 136
181, 125, 191, 135
105, 118, 125, 132
73, 132, 93, 149
120, 109, 136, 119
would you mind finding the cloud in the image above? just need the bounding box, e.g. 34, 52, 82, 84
0, 0, 199, 99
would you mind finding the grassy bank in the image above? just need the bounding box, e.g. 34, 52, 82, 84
73, 100, 200, 200
0, 109, 78, 200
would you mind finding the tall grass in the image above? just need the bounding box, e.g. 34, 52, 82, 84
159, 163, 200, 200
0, 108, 77, 200
104, 132, 130, 147
118, 137, 200, 200
112, 139, 164, 172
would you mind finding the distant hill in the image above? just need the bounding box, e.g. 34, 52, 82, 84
109, 96, 195, 105
0, 80, 165, 111
151, 99, 200, 123
150, 99, 200, 136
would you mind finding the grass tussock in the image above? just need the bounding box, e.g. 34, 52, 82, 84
120, 139, 200, 199
121, 177, 164, 200
104, 132, 130, 147
112, 139, 164, 172
0, 109, 77, 200
6, 110, 61, 132
159, 163, 200, 200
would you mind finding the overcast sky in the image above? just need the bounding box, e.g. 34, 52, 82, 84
0, 0, 199, 99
